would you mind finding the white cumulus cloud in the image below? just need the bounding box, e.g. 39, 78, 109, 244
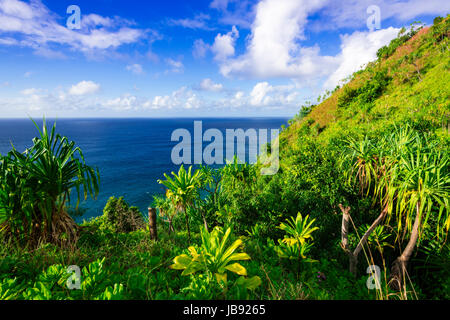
148, 86, 201, 110
168, 13, 212, 30
69, 81, 100, 96
193, 39, 210, 59
165, 58, 184, 73
0, 0, 151, 57
126, 64, 144, 75
211, 25, 239, 61
324, 27, 400, 89
217, 0, 336, 79
20, 87, 39, 95
199, 78, 223, 92
250, 82, 273, 106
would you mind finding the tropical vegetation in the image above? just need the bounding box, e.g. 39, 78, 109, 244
0, 16, 449, 300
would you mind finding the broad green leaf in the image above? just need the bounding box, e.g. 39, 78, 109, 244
225, 263, 247, 276
215, 273, 227, 284
229, 253, 251, 261
236, 276, 262, 290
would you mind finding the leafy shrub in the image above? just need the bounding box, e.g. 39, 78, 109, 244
0, 120, 99, 246
337, 86, 359, 108
376, 26, 419, 59
275, 213, 319, 262
356, 224, 393, 254
0, 278, 25, 300
181, 273, 223, 299
337, 70, 391, 109
158, 165, 203, 241
431, 16, 449, 43
1, 258, 124, 300
170, 226, 261, 292
357, 71, 391, 104
292, 103, 315, 122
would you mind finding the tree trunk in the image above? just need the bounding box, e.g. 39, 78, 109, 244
148, 207, 158, 241
160, 208, 175, 234
351, 207, 388, 273
199, 207, 209, 232
339, 204, 387, 275
168, 218, 175, 234
339, 204, 358, 274
339, 204, 351, 253
390, 203, 422, 290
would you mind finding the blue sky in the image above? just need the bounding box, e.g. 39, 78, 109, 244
0, 0, 448, 118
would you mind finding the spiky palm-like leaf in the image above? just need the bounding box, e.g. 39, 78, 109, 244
158, 165, 203, 240
276, 213, 319, 261
0, 119, 100, 245
384, 148, 449, 241
158, 165, 202, 210
170, 226, 260, 289
278, 213, 319, 246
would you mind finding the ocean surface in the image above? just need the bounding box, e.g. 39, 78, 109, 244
0, 118, 288, 221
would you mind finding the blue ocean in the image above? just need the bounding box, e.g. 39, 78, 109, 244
0, 118, 288, 221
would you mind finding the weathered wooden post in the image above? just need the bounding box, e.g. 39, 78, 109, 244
148, 207, 157, 241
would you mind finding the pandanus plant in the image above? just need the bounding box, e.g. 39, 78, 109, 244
384, 144, 449, 289
371, 129, 449, 288
340, 133, 392, 274
342, 135, 381, 196
340, 126, 449, 288
158, 165, 203, 242
0, 119, 100, 245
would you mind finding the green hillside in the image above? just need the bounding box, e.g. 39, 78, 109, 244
283, 17, 449, 147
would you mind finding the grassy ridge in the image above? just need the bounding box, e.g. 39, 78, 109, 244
284, 19, 449, 145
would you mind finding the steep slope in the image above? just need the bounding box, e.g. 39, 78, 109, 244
281, 16, 449, 148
